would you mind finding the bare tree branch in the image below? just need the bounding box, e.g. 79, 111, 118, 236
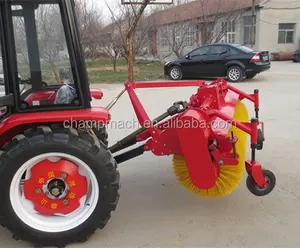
75, 0, 104, 60
104, 0, 152, 81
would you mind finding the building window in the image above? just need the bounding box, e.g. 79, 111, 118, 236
278, 23, 295, 44
161, 36, 168, 47
173, 25, 181, 46
160, 26, 169, 47
184, 25, 195, 46
221, 19, 236, 43
244, 16, 256, 45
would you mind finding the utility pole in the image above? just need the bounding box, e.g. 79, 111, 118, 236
251, 0, 255, 48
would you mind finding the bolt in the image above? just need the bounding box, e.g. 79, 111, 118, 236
61, 172, 67, 179
51, 188, 60, 196
45, 191, 50, 196
63, 199, 69, 205
218, 160, 224, 165
152, 131, 156, 134
164, 144, 167, 147
155, 140, 158, 143
161, 153, 164, 155
35, 188, 41, 194
145, 146, 149, 150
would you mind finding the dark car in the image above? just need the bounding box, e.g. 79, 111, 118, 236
164, 43, 271, 82
292, 49, 300, 62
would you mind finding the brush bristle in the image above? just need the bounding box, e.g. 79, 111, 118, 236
173, 100, 249, 198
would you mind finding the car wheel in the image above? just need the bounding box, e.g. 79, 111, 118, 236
227, 66, 243, 82
169, 66, 182, 80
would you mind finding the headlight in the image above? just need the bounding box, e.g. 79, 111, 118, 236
165, 61, 170, 66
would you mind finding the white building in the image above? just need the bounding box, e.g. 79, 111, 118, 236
145, 0, 300, 60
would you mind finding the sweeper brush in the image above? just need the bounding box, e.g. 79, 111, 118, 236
172, 100, 249, 197
109, 78, 276, 198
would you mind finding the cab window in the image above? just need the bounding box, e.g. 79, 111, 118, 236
11, 3, 80, 110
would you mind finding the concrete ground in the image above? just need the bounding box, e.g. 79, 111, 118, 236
1, 61, 300, 247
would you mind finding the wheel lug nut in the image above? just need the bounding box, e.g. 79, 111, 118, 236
61, 172, 67, 179
63, 199, 69, 205
35, 188, 41, 194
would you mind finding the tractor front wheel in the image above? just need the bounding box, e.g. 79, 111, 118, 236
0, 126, 120, 247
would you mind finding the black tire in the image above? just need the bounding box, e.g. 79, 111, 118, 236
92, 125, 109, 147
0, 126, 120, 247
168, 66, 183, 80
246, 73, 257, 79
227, 66, 244, 82
246, 169, 276, 196
49, 122, 108, 147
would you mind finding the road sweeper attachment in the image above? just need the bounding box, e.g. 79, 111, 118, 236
109, 78, 276, 198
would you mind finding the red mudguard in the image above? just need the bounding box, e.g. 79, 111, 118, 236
0, 107, 110, 148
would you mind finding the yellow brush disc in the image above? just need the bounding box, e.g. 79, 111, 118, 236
173, 100, 249, 198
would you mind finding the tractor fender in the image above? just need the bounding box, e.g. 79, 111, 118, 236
0, 107, 110, 148
225, 60, 246, 71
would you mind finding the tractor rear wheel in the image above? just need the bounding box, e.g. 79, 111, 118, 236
0, 126, 120, 247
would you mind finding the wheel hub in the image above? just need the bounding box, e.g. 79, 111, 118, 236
44, 178, 68, 199
171, 68, 179, 79
23, 159, 88, 216
229, 69, 240, 81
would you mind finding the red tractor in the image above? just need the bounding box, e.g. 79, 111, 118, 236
0, 1, 275, 247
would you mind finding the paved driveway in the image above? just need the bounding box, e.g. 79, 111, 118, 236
1, 61, 300, 248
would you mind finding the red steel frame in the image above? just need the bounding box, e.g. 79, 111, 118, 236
125, 80, 261, 145
124, 79, 268, 188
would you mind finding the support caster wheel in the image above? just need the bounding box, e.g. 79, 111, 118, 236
246, 169, 276, 196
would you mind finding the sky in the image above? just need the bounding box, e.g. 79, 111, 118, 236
95, 0, 171, 24
97, 0, 118, 23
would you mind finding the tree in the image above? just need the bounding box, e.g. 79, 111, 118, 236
12, 17, 29, 66
75, 0, 104, 60
36, 4, 64, 84
99, 33, 123, 72
105, 0, 153, 82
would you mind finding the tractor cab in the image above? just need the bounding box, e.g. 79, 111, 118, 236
0, 0, 92, 116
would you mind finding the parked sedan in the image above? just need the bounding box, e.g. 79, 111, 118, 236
164, 44, 271, 82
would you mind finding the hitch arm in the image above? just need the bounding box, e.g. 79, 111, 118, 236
108, 101, 188, 154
